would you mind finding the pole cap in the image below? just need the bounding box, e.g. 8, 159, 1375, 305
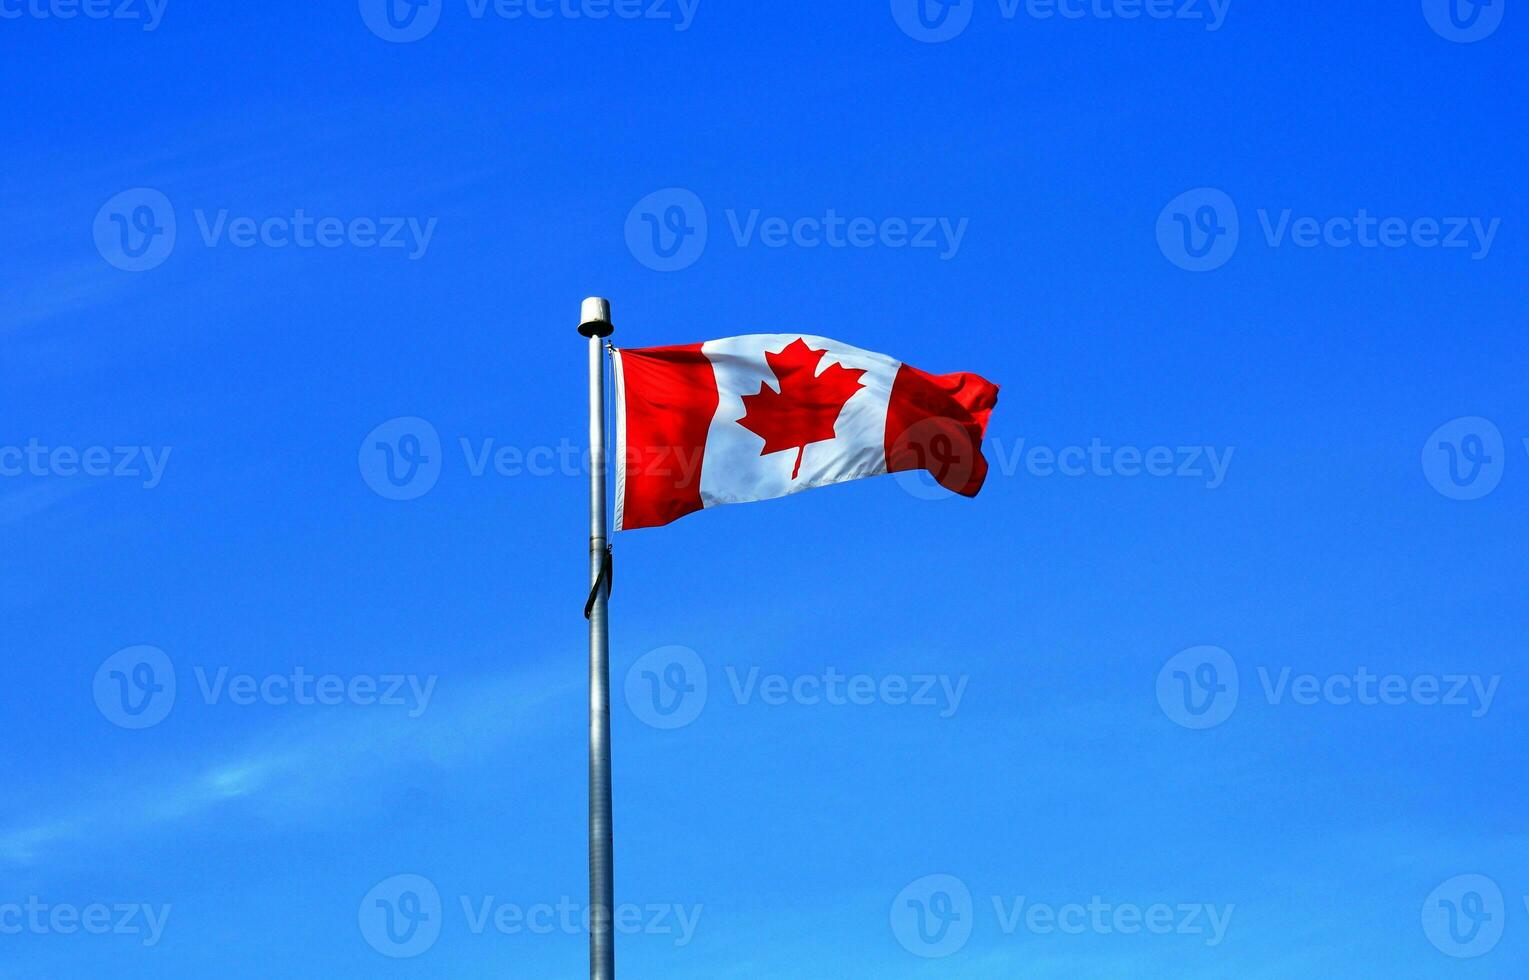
578, 297, 614, 338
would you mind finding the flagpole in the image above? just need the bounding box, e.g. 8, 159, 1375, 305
579, 296, 616, 980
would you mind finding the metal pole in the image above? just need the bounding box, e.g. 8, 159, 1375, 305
579, 296, 616, 980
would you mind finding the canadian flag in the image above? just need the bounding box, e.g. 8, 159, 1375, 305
612, 334, 999, 530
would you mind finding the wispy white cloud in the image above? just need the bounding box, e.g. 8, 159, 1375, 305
0, 665, 575, 866
0, 261, 140, 333
0, 480, 93, 526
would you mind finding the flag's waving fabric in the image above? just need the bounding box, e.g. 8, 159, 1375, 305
613, 334, 998, 531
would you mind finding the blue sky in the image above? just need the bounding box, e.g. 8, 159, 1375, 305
2, 2, 1526, 977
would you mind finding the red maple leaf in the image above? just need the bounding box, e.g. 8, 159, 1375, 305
736, 338, 867, 479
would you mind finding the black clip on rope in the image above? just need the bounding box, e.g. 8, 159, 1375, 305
584, 546, 613, 619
